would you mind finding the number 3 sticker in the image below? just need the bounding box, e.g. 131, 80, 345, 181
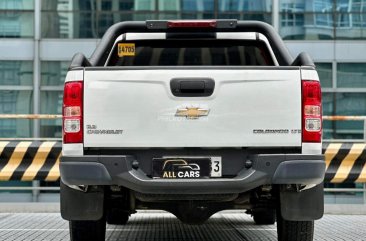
118, 43, 135, 57
211, 157, 222, 177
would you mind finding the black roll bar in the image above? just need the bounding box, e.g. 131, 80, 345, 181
88, 20, 294, 67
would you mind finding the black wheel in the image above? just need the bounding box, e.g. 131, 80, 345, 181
253, 209, 276, 225
277, 211, 314, 241
70, 217, 106, 241
106, 209, 129, 225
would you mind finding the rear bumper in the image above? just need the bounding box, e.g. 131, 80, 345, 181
60, 154, 324, 194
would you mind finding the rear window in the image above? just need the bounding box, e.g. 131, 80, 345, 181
107, 39, 275, 66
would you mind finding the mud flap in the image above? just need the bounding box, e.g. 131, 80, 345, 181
280, 183, 324, 221
60, 181, 104, 221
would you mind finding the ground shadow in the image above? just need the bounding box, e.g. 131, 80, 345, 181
106, 214, 277, 241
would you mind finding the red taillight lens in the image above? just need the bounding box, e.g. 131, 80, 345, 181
302, 80, 322, 142
63, 81, 83, 143
167, 20, 217, 28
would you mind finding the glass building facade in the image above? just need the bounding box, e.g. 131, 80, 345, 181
0, 0, 365, 202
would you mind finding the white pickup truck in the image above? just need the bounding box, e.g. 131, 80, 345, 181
60, 20, 325, 241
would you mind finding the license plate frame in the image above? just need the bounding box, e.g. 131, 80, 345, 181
152, 157, 222, 179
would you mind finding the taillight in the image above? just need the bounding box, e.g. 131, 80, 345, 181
146, 20, 236, 30
63, 81, 83, 143
167, 20, 217, 28
302, 80, 322, 142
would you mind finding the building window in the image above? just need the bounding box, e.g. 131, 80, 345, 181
317, 63, 332, 88
317, 62, 333, 139
0, 61, 33, 138
40, 61, 68, 138
41, 0, 158, 38
183, 0, 214, 11
219, 0, 271, 12
41, 61, 68, 86
0, 90, 33, 138
0, 61, 33, 86
313, 0, 333, 26
323, 63, 366, 139
333, 93, 366, 139
218, 0, 272, 23
159, 0, 180, 11
337, 63, 366, 88
335, 0, 366, 39
0, 0, 34, 38
280, 0, 366, 39
280, 2, 304, 26
40, 91, 62, 138
158, 0, 181, 19
41, 0, 275, 38
279, 0, 334, 40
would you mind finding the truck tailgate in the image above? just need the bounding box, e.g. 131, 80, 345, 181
83, 68, 301, 148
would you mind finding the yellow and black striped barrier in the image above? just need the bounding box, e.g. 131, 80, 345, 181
0, 141, 61, 181
0, 141, 365, 183
323, 143, 366, 183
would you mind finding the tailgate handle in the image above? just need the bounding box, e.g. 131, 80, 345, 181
170, 78, 215, 97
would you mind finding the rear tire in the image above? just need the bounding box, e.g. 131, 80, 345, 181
253, 209, 276, 225
70, 217, 106, 241
106, 209, 129, 225
277, 211, 314, 241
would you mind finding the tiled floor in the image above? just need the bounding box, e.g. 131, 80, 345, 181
0, 212, 365, 241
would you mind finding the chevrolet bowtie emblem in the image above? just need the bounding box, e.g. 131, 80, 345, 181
175, 107, 209, 119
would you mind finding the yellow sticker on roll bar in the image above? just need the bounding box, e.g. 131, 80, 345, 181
118, 43, 135, 57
